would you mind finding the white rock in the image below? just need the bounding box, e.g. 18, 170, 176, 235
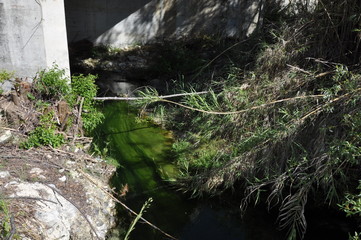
58, 176, 67, 182
29, 167, 44, 175
0, 130, 11, 143
0, 171, 10, 178
4, 181, 18, 187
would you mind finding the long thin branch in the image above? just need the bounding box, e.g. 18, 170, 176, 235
160, 95, 325, 115
72, 97, 84, 145
77, 169, 178, 240
93, 91, 209, 101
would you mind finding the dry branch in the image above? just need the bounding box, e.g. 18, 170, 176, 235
93, 91, 209, 101
160, 94, 325, 115
72, 97, 84, 145
77, 169, 178, 240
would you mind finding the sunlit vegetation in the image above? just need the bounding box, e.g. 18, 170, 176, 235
133, 1, 361, 239
21, 65, 103, 148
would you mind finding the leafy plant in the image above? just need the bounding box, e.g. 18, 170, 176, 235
21, 111, 65, 149
20, 67, 104, 148
0, 70, 14, 82
70, 74, 104, 133
0, 198, 12, 239
34, 65, 70, 99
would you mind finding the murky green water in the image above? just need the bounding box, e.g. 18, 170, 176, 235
95, 102, 194, 239
95, 102, 327, 240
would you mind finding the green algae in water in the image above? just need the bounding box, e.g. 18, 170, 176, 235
94, 102, 193, 239
95, 102, 292, 240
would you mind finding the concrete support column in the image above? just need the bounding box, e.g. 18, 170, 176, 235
40, 0, 70, 77
0, 0, 70, 79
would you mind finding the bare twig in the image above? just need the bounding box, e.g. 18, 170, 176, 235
286, 64, 312, 75
46, 146, 101, 163
72, 97, 84, 145
93, 91, 209, 101
77, 169, 178, 240
298, 87, 361, 122
160, 94, 325, 115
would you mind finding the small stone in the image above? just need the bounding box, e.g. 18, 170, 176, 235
47, 184, 57, 189
96, 220, 104, 227
59, 169, 65, 173
5, 181, 18, 188
46, 154, 52, 159
0, 171, 10, 178
30, 167, 44, 175
0, 130, 12, 144
58, 176, 66, 182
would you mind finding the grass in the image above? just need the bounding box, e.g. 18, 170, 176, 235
0, 198, 13, 239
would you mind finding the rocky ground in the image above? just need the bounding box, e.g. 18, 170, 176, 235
0, 93, 117, 239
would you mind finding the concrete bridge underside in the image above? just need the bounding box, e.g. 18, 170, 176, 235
0, 0, 264, 78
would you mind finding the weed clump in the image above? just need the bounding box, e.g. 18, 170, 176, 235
35, 65, 70, 99
71, 74, 104, 133
21, 65, 103, 148
21, 111, 65, 148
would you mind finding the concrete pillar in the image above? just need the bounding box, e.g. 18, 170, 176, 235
40, 0, 70, 76
0, 0, 70, 79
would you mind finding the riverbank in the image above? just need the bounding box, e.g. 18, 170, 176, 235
0, 75, 116, 239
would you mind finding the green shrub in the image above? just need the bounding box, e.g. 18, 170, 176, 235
21, 68, 104, 148
22, 126, 65, 149
0, 198, 11, 239
35, 65, 70, 99
71, 74, 104, 133
0, 70, 14, 82
21, 111, 65, 149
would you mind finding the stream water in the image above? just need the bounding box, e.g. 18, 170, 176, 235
95, 102, 353, 240
95, 102, 286, 240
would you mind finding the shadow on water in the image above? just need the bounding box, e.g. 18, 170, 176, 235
94, 102, 286, 240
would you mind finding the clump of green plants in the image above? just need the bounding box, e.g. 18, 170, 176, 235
0, 70, 14, 82
34, 65, 70, 99
21, 111, 65, 149
21, 65, 103, 148
0, 198, 12, 239
70, 74, 104, 133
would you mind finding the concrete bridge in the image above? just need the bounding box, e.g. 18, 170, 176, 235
0, 0, 267, 78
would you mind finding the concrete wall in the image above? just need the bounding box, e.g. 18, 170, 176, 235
0, 0, 70, 79
65, 0, 264, 47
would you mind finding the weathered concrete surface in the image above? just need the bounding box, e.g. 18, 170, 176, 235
0, 0, 70, 78
65, 0, 264, 47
